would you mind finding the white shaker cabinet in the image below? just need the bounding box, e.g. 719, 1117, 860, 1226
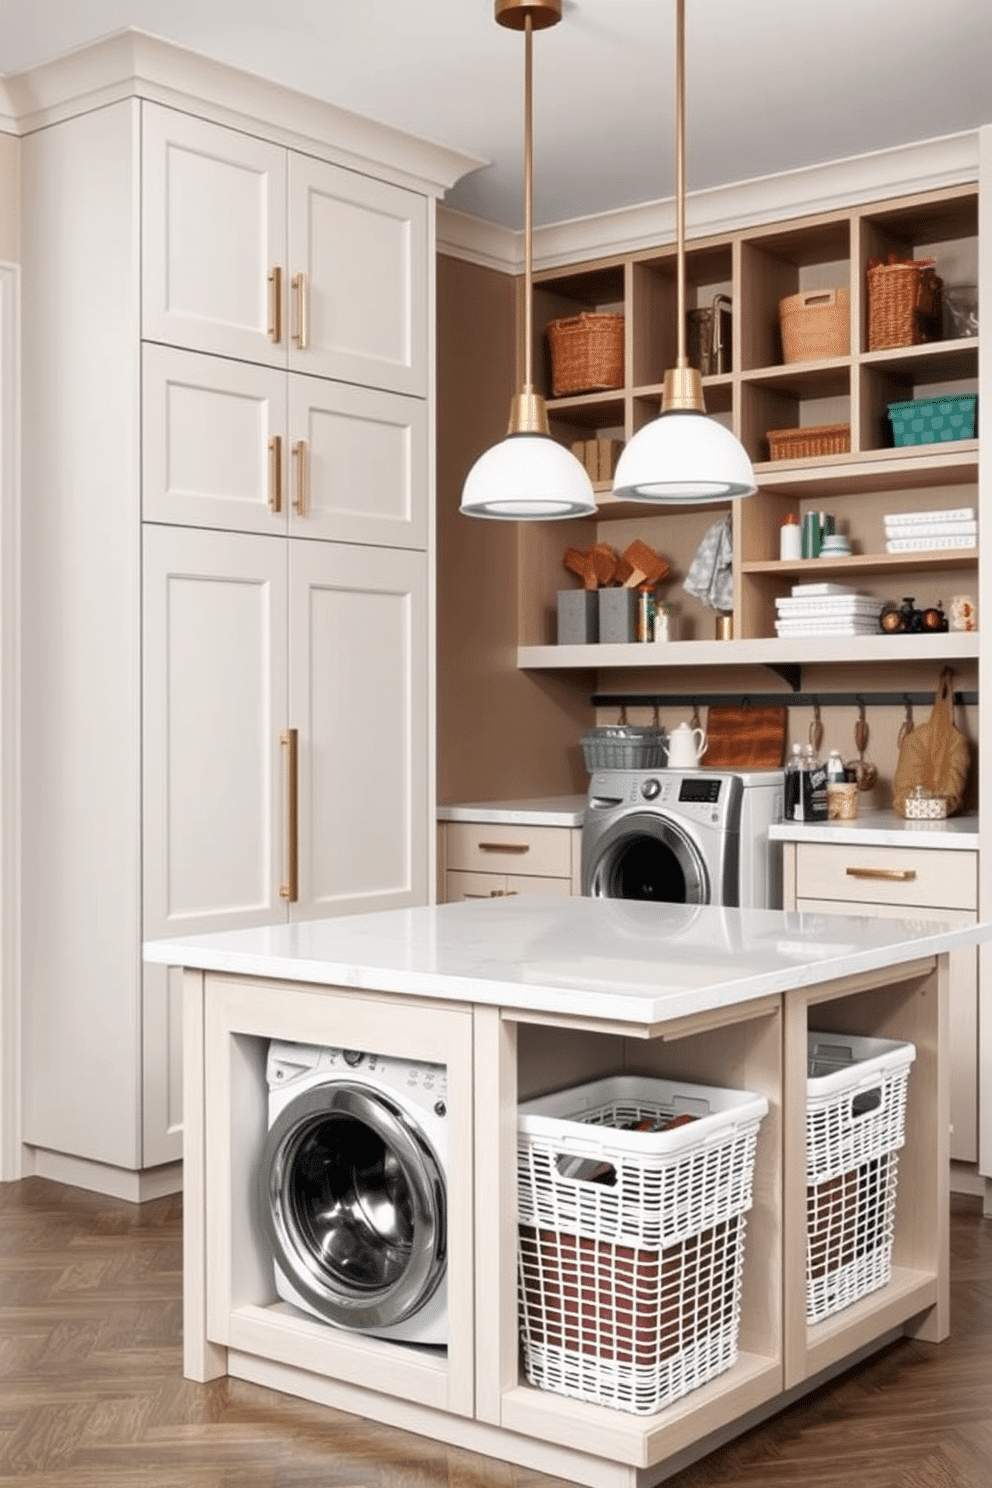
141, 103, 428, 396
15, 38, 466, 1193
142, 343, 428, 548
143, 525, 429, 937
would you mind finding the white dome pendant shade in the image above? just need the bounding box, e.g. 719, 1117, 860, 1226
460, 395, 596, 520
460, 0, 596, 521
612, 0, 756, 506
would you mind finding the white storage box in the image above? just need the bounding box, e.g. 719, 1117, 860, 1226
806, 1032, 916, 1325
516, 1075, 767, 1415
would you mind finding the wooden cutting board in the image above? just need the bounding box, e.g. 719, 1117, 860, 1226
701, 705, 787, 769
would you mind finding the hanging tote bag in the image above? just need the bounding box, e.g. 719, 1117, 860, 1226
892, 669, 970, 817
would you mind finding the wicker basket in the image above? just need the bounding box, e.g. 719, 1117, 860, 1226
767, 422, 851, 461
547, 312, 624, 397
867, 257, 943, 351
779, 288, 850, 363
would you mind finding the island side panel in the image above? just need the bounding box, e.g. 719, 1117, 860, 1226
182, 967, 228, 1381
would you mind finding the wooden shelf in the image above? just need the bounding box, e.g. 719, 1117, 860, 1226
519, 632, 980, 673
743, 550, 978, 578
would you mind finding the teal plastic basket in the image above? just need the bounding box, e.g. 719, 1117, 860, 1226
887, 394, 977, 447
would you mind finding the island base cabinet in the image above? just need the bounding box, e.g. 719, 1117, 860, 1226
182, 960, 949, 1487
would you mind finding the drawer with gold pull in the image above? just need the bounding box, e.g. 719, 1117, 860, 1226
444, 822, 575, 880
793, 842, 977, 912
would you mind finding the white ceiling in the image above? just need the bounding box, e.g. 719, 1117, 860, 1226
0, 0, 989, 229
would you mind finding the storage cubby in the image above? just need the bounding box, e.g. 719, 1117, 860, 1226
740, 218, 851, 372
533, 263, 626, 403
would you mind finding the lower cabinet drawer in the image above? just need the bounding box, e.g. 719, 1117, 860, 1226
444, 821, 575, 879
446, 870, 572, 902
794, 842, 977, 912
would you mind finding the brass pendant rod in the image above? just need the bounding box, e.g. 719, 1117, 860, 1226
522, 13, 535, 394
675, 0, 687, 370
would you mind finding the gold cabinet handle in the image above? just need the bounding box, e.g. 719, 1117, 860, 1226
292, 440, 309, 517
845, 867, 917, 882
477, 842, 530, 854
280, 728, 299, 902
267, 266, 282, 344
268, 434, 282, 514
292, 271, 309, 350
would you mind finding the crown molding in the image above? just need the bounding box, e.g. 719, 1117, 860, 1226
438, 130, 980, 273
0, 29, 483, 198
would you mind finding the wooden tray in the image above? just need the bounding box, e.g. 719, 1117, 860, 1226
701, 706, 787, 769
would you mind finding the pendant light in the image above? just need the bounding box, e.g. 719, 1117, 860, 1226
460, 0, 596, 520
612, 0, 756, 503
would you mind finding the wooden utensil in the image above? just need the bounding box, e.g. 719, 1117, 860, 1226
847, 704, 878, 791
563, 547, 596, 590
622, 539, 670, 588
590, 543, 619, 587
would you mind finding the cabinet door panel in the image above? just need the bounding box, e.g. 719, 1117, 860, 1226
289, 541, 429, 917
288, 376, 427, 548
142, 103, 286, 364
143, 525, 288, 937
143, 345, 288, 533
289, 156, 427, 394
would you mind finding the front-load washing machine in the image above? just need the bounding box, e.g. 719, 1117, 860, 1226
582, 768, 783, 908
257, 1041, 448, 1346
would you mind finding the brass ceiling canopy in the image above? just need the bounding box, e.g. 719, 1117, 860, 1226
495, 0, 562, 32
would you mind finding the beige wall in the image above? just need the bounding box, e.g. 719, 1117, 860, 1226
436, 253, 591, 804
0, 133, 19, 262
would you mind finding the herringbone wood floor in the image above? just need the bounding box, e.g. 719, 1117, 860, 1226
0, 1178, 989, 1487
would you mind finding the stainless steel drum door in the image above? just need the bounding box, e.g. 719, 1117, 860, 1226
258, 1081, 446, 1331
583, 812, 711, 903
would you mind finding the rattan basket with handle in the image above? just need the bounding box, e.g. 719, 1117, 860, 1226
867, 257, 943, 351
779, 288, 850, 363
547, 312, 624, 397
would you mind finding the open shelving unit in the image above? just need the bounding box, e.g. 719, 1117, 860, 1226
523, 183, 979, 677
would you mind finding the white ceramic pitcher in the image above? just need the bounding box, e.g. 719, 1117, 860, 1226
667, 721, 707, 768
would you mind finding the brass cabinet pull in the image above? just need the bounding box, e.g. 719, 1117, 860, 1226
268, 434, 282, 514
292, 271, 309, 349
267, 266, 282, 343
845, 866, 917, 882
280, 728, 299, 902
477, 842, 529, 854
292, 439, 309, 517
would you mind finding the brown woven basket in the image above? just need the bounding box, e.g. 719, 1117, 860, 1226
867, 257, 943, 351
767, 422, 851, 461
547, 312, 624, 397
779, 288, 850, 363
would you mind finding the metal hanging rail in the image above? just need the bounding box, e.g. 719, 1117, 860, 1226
592, 690, 978, 710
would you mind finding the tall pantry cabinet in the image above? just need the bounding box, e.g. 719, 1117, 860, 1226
17, 39, 473, 1196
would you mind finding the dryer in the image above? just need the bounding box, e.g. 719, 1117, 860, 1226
257, 1041, 448, 1346
582, 768, 783, 908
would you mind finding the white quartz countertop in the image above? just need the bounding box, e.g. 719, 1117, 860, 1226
144, 897, 988, 1027
437, 795, 587, 827
769, 809, 979, 850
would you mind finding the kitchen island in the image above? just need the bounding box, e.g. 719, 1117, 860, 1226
145, 897, 989, 1488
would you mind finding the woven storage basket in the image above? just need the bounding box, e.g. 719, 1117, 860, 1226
805, 1033, 915, 1325
547, 312, 624, 397
867, 257, 943, 351
767, 422, 851, 461
779, 288, 850, 363
517, 1075, 767, 1415
581, 725, 665, 772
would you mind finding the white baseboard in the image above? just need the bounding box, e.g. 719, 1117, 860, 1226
21, 1145, 182, 1201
